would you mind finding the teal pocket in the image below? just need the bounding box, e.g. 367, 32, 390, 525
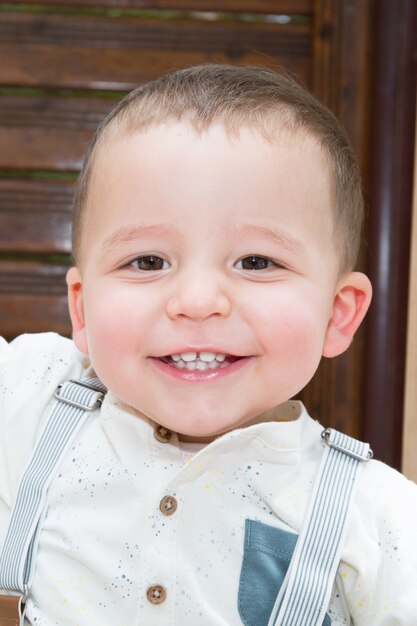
238, 519, 331, 626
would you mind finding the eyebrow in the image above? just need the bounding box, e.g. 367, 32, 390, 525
102, 223, 182, 250
101, 221, 306, 257
227, 223, 306, 256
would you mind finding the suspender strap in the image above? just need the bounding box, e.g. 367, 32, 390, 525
0, 378, 106, 612
268, 428, 373, 626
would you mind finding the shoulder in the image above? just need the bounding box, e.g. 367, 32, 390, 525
0, 332, 89, 394
0, 331, 85, 371
357, 456, 417, 515
346, 455, 417, 549
340, 457, 417, 623
0, 333, 91, 500
355, 457, 417, 555
0, 331, 90, 419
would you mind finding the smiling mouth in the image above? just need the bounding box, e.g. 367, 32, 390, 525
158, 351, 241, 372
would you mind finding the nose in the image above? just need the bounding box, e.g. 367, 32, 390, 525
166, 271, 232, 321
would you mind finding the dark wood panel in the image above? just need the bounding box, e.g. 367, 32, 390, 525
0, 293, 71, 337
0, 14, 312, 90
17, 0, 312, 15
0, 261, 71, 338
0, 261, 68, 295
0, 13, 310, 51
364, 0, 417, 469
0, 95, 116, 171
299, 0, 374, 441
0, 179, 74, 254
0, 128, 92, 171
0, 95, 116, 130
0, 45, 311, 92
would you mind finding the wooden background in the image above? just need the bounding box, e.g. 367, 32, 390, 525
0, 0, 416, 469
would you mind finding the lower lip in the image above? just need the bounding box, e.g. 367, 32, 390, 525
150, 357, 252, 382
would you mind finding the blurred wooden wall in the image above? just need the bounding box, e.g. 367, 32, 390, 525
0, 0, 416, 469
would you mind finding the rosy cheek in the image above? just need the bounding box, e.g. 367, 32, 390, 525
258, 301, 325, 357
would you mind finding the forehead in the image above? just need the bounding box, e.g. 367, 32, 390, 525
81, 121, 334, 261
94, 115, 329, 164
90, 120, 332, 200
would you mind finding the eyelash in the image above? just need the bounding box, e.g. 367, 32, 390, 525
129, 254, 281, 272
129, 255, 170, 271
234, 255, 280, 271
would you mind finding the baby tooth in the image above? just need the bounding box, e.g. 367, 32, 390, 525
196, 361, 208, 371
176, 359, 185, 368
185, 361, 197, 370
199, 352, 216, 362
171, 354, 181, 361
215, 354, 226, 362
181, 352, 197, 362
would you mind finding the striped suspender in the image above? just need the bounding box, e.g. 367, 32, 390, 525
268, 428, 373, 626
0, 378, 106, 624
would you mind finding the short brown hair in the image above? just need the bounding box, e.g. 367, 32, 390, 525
72, 65, 363, 273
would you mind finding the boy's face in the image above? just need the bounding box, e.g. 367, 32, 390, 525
67, 122, 370, 439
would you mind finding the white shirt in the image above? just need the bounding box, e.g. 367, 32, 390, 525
1, 333, 417, 625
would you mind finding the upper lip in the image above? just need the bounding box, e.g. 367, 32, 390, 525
151, 347, 246, 358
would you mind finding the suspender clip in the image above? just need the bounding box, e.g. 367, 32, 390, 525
321, 428, 373, 462
0, 584, 27, 624
55, 380, 105, 412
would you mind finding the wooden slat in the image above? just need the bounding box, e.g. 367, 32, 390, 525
0, 128, 91, 171
0, 261, 71, 337
16, 0, 313, 15
0, 95, 115, 130
0, 12, 310, 51
0, 179, 74, 254
0, 13, 312, 91
0, 95, 116, 170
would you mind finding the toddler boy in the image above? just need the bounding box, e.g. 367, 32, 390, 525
1, 65, 416, 625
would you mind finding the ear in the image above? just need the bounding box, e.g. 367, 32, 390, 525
66, 266, 89, 355
323, 271, 372, 358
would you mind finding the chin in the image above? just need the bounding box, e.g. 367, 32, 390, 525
174, 419, 232, 441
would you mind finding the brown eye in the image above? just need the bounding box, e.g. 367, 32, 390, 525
132, 255, 168, 271
238, 256, 274, 270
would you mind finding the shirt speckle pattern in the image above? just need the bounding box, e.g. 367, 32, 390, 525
1, 333, 417, 625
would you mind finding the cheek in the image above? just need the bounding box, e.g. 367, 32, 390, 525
247, 286, 330, 359
82, 284, 154, 355
256, 305, 327, 400
265, 317, 324, 366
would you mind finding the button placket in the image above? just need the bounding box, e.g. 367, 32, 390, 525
142, 427, 191, 618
